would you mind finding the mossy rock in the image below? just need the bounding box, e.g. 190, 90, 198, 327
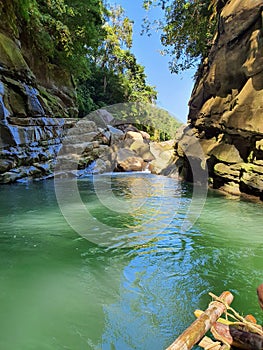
38, 87, 65, 118
8, 89, 26, 116
0, 32, 29, 72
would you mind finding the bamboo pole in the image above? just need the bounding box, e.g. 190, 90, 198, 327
165, 291, 234, 350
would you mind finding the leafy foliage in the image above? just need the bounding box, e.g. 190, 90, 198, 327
77, 65, 129, 116
136, 106, 181, 141
0, 0, 105, 79
0, 0, 157, 117
142, 0, 221, 73
78, 5, 157, 116
96, 102, 181, 141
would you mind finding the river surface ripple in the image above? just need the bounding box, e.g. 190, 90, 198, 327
0, 173, 262, 349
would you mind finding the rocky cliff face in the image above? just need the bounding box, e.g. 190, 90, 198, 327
186, 0, 263, 199
0, 30, 78, 183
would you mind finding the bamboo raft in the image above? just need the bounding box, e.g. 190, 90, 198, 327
165, 286, 263, 350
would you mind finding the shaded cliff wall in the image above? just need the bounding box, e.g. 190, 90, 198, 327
0, 27, 79, 183
185, 0, 263, 199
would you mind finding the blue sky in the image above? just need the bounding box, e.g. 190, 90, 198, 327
108, 0, 196, 122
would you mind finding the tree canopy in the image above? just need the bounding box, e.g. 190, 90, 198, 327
0, 0, 157, 116
0, 0, 105, 77
142, 0, 223, 73
77, 4, 157, 116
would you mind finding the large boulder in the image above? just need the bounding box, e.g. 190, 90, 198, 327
130, 140, 155, 162
116, 148, 145, 172
149, 140, 176, 175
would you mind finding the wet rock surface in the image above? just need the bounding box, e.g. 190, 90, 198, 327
184, 0, 263, 200
0, 30, 78, 183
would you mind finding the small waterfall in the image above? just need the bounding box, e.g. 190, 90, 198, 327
23, 84, 45, 116
142, 162, 151, 173
0, 82, 10, 123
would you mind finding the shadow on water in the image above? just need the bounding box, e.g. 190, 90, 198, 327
0, 176, 262, 349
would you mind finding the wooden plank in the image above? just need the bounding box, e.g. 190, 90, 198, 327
165, 291, 234, 350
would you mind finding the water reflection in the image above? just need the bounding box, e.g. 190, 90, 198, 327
76, 174, 187, 247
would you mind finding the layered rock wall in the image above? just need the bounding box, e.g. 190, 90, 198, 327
0, 30, 78, 183
186, 0, 263, 199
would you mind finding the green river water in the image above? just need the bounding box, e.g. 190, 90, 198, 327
0, 173, 262, 350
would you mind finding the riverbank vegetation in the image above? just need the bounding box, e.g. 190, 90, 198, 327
0, 0, 157, 116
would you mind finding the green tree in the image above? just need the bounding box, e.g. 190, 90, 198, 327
0, 0, 157, 118
97, 5, 133, 72
78, 4, 157, 116
143, 0, 224, 73
97, 4, 157, 104
77, 65, 130, 116
0, 0, 106, 78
